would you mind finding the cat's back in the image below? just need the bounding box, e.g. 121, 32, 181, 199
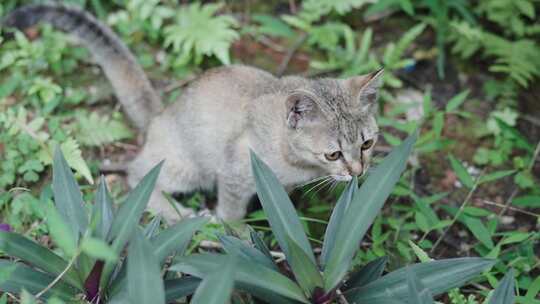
188, 64, 279, 100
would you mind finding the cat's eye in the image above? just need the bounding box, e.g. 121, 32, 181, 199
361, 139, 374, 150
325, 151, 342, 161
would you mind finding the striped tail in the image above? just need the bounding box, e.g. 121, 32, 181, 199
3, 3, 163, 130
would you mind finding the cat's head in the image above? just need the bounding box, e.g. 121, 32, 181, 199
285, 69, 383, 181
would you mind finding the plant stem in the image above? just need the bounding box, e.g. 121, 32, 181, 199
35, 250, 80, 299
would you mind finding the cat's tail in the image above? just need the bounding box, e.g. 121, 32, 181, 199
3, 3, 163, 130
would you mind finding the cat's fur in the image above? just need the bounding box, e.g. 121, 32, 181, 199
5, 4, 382, 223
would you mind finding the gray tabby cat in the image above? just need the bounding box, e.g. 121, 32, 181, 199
5, 4, 382, 223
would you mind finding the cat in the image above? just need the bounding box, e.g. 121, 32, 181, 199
4, 3, 382, 223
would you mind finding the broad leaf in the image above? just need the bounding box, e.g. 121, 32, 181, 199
344, 256, 388, 290
100, 161, 163, 290
219, 234, 277, 271
320, 178, 357, 268
52, 147, 88, 241
46, 204, 77, 258
344, 258, 495, 303
286, 236, 323, 296
406, 270, 434, 304
0, 231, 82, 290
127, 231, 165, 304
488, 269, 515, 304
250, 151, 315, 264
90, 176, 114, 240
80, 237, 118, 262
324, 133, 417, 291
191, 256, 236, 304
165, 277, 201, 302
0, 261, 78, 300
152, 217, 208, 262
171, 253, 309, 303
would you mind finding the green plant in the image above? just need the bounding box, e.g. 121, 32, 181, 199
0, 148, 208, 302
171, 134, 508, 303
163, 2, 239, 66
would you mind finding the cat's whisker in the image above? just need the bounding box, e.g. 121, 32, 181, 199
329, 179, 340, 192
312, 178, 334, 196
295, 175, 330, 189
303, 176, 332, 197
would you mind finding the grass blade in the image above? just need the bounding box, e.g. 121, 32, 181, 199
190, 256, 236, 304
52, 147, 88, 241
324, 133, 417, 291
488, 269, 515, 304
344, 258, 495, 302
320, 177, 357, 268
0, 231, 82, 290
171, 253, 309, 303
250, 151, 315, 264
127, 230, 165, 304
448, 154, 474, 188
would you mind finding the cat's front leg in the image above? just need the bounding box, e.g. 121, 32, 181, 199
216, 175, 255, 221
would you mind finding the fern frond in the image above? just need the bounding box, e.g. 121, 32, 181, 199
38, 138, 93, 184
74, 111, 133, 147
164, 3, 239, 65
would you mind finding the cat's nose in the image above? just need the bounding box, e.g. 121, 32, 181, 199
350, 162, 363, 176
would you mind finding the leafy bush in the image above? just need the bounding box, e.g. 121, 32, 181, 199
0, 148, 208, 303
0, 135, 517, 303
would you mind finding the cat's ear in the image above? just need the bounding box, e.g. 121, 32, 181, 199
346, 69, 384, 113
286, 91, 321, 129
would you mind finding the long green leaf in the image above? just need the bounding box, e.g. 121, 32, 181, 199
0, 231, 82, 290
219, 235, 278, 271
52, 147, 88, 241
344, 256, 387, 290
286, 236, 323, 296
127, 230, 165, 304
90, 176, 114, 241
250, 151, 315, 264
46, 205, 77, 258
324, 133, 417, 291
344, 258, 495, 303
191, 256, 236, 304
165, 277, 201, 302
100, 161, 163, 290
152, 217, 208, 262
445, 90, 469, 112
171, 253, 309, 303
0, 261, 78, 300
448, 154, 474, 188
320, 178, 357, 268
406, 269, 434, 304
488, 269, 515, 304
